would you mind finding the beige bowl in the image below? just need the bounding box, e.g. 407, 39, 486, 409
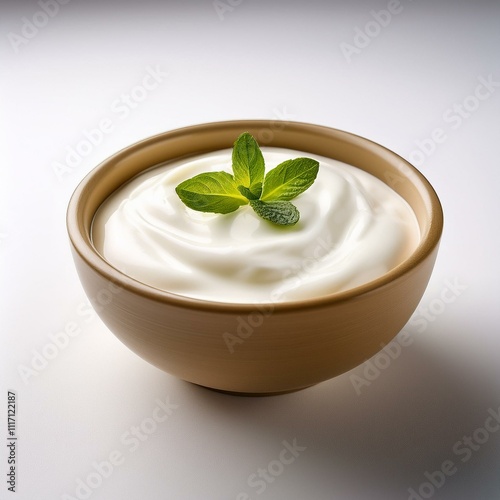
67, 121, 443, 395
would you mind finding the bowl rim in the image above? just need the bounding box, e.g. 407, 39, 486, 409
67, 120, 444, 313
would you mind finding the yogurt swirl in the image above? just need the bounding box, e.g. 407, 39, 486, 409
92, 148, 420, 303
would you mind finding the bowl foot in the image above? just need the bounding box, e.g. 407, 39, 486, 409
191, 382, 315, 397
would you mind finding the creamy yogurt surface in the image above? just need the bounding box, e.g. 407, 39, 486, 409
92, 148, 420, 303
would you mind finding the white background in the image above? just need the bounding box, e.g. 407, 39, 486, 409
1, 1, 500, 499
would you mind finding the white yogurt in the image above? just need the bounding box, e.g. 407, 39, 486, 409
92, 148, 420, 303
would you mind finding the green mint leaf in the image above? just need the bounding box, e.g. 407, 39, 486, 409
260, 158, 319, 202
176, 171, 248, 214
175, 133, 319, 229
232, 132, 265, 194
250, 200, 300, 226
237, 185, 260, 201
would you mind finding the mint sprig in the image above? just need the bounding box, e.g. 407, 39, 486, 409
175, 132, 319, 226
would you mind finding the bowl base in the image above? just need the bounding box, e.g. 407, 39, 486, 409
192, 382, 315, 397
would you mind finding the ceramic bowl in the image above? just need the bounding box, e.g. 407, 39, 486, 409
67, 120, 443, 395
